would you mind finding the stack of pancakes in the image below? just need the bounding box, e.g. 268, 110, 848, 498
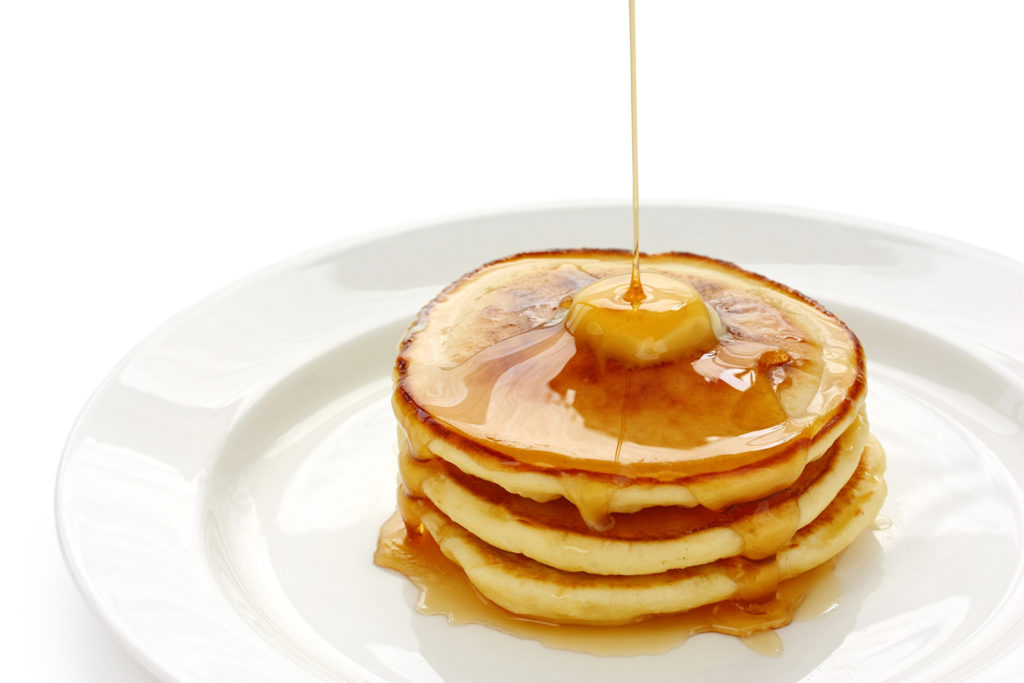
386, 250, 886, 627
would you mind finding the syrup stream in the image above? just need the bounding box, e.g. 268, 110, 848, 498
625, 0, 644, 305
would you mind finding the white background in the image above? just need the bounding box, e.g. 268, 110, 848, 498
3, 1, 1023, 681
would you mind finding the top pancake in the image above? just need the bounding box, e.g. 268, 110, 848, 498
395, 250, 864, 484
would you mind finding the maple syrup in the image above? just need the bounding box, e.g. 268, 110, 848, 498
374, 510, 840, 656
405, 288, 797, 475
373, 0, 861, 654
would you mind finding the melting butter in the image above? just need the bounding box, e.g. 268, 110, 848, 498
565, 272, 723, 368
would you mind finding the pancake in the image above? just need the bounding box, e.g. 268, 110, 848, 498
400, 409, 869, 575
397, 400, 861, 523
377, 249, 885, 635
394, 250, 866, 526
396, 436, 886, 626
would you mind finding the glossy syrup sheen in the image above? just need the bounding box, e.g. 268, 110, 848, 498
409, 301, 796, 474
374, 511, 840, 656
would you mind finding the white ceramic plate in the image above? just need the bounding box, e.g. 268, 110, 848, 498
57, 204, 1024, 682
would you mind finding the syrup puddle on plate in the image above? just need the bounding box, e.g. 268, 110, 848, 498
374, 512, 842, 657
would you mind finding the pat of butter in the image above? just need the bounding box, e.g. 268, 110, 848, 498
565, 272, 722, 367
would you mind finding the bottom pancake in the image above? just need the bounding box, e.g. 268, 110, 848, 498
396, 435, 886, 626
